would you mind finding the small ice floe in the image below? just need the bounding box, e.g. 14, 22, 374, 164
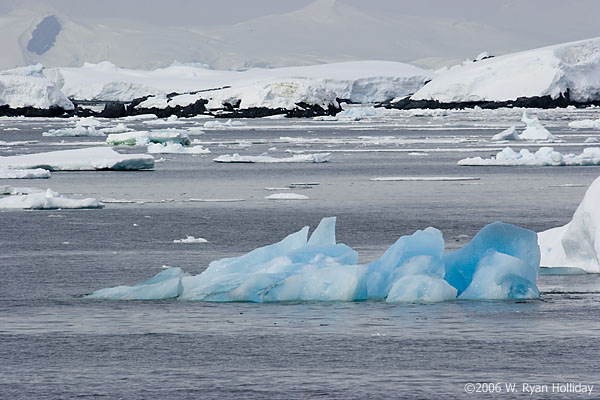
0, 188, 103, 209
142, 115, 187, 125
184, 198, 245, 203
186, 127, 206, 134
146, 143, 210, 154
458, 147, 600, 166
99, 123, 132, 134
0, 168, 50, 179
335, 106, 379, 121
42, 125, 104, 137
584, 137, 598, 143
265, 193, 309, 200
288, 182, 319, 188
519, 112, 555, 141
0, 140, 37, 146
213, 153, 331, 163
203, 119, 246, 129
122, 114, 157, 121
408, 152, 429, 156
371, 176, 480, 182
568, 119, 600, 129
0, 147, 154, 171
491, 126, 521, 141
106, 129, 190, 146
173, 235, 208, 244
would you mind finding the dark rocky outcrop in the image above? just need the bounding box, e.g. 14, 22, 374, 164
99, 102, 127, 118
378, 91, 600, 110
0, 104, 70, 117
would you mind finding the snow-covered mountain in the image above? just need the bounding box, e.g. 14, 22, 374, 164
1, 0, 599, 70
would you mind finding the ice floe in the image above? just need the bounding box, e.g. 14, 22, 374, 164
203, 119, 246, 129
213, 153, 331, 163
0, 168, 50, 179
173, 236, 208, 244
106, 130, 191, 146
0, 147, 154, 171
491, 126, 521, 141
371, 176, 480, 182
265, 193, 309, 200
42, 125, 104, 137
568, 119, 600, 129
458, 147, 600, 166
87, 217, 540, 302
0, 188, 103, 209
147, 143, 210, 154
538, 176, 600, 273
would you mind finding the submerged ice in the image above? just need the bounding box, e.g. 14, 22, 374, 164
88, 217, 541, 303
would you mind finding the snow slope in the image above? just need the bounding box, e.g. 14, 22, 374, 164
411, 37, 600, 103
538, 176, 600, 273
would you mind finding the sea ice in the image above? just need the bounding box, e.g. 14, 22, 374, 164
538, 176, 600, 273
106, 130, 191, 146
0, 188, 103, 209
568, 119, 600, 129
214, 153, 331, 163
0, 147, 154, 171
42, 125, 104, 137
265, 193, 309, 200
203, 119, 246, 129
0, 168, 50, 179
147, 143, 210, 154
458, 147, 600, 166
88, 218, 540, 302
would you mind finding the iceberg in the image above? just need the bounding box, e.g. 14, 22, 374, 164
0, 69, 73, 110
147, 143, 210, 154
213, 153, 331, 163
173, 236, 208, 244
458, 147, 600, 166
538, 176, 600, 273
86, 267, 184, 300
87, 217, 541, 303
491, 126, 521, 141
0, 168, 50, 179
0, 147, 154, 171
106, 130, 191, 146
519, 112, 555, 141
0, 188, 103, 209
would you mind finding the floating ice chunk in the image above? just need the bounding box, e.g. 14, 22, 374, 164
76, 117, 102, 127
0, 168, 50, 179
173, 235, 208, 244
147, 143, 210, 154
371, 176, 479, 182
386, 275, 457, 303
568, 119, 600, 129
87, 267, 184, 300
585, 137, 599, 143
458, 146, 600, 166
142, 115, 187, 125
203, 119, 246, 129
265, 193, 309, 200
99, 123, 132, 134
538, 176, 600, 273
0, 147, 154, 171
335, 106, 379, 121
366, 228, 444, 299
0, 188, 103, 209
42, 126, 104, 137
106, 130, 191, 146
444, 222, 540, 296
491, 126, 521, 141
214, 153, 331, 163
519, 112, 555, 141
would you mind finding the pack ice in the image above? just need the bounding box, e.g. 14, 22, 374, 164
0, 147, 154, 171
538, 176, 600, 273
87, 218, 540, 302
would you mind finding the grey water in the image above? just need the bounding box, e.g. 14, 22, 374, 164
1, 109, 600, 398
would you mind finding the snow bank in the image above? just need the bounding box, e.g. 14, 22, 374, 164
458, 147, 600, 166
53, 60, 432, 104
106, 130, 190, 146
569, 119, 600, 129
213, 153, 331, 163
87, 217, 540, 302
0, 147, 154, 171
147, 143, 210, 154
411, 37, 600, 103
538, 176, 600, 273
0, 188, 103, 209
519, 112, 555, 141
0, 65, 73, 110
0, 168, 50, 179
491, 126, 520, 141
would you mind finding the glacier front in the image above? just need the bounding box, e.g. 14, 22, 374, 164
87, 217, 541, 303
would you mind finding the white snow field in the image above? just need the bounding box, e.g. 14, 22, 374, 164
0, 188, 103, 209
106, 130, 191, 146
0, 147, 154, 171
87, 217, 540, 302
538, 176, 600, 273
0, 64, 73, 109
458, 147, 600, 166
411, 37, 600, 103
146, 143, 210, 155
51, 60, 432, 107
0, 168, 50, 179
213, 153, 331, 163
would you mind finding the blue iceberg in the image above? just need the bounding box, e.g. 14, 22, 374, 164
86, 218, 541, 303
